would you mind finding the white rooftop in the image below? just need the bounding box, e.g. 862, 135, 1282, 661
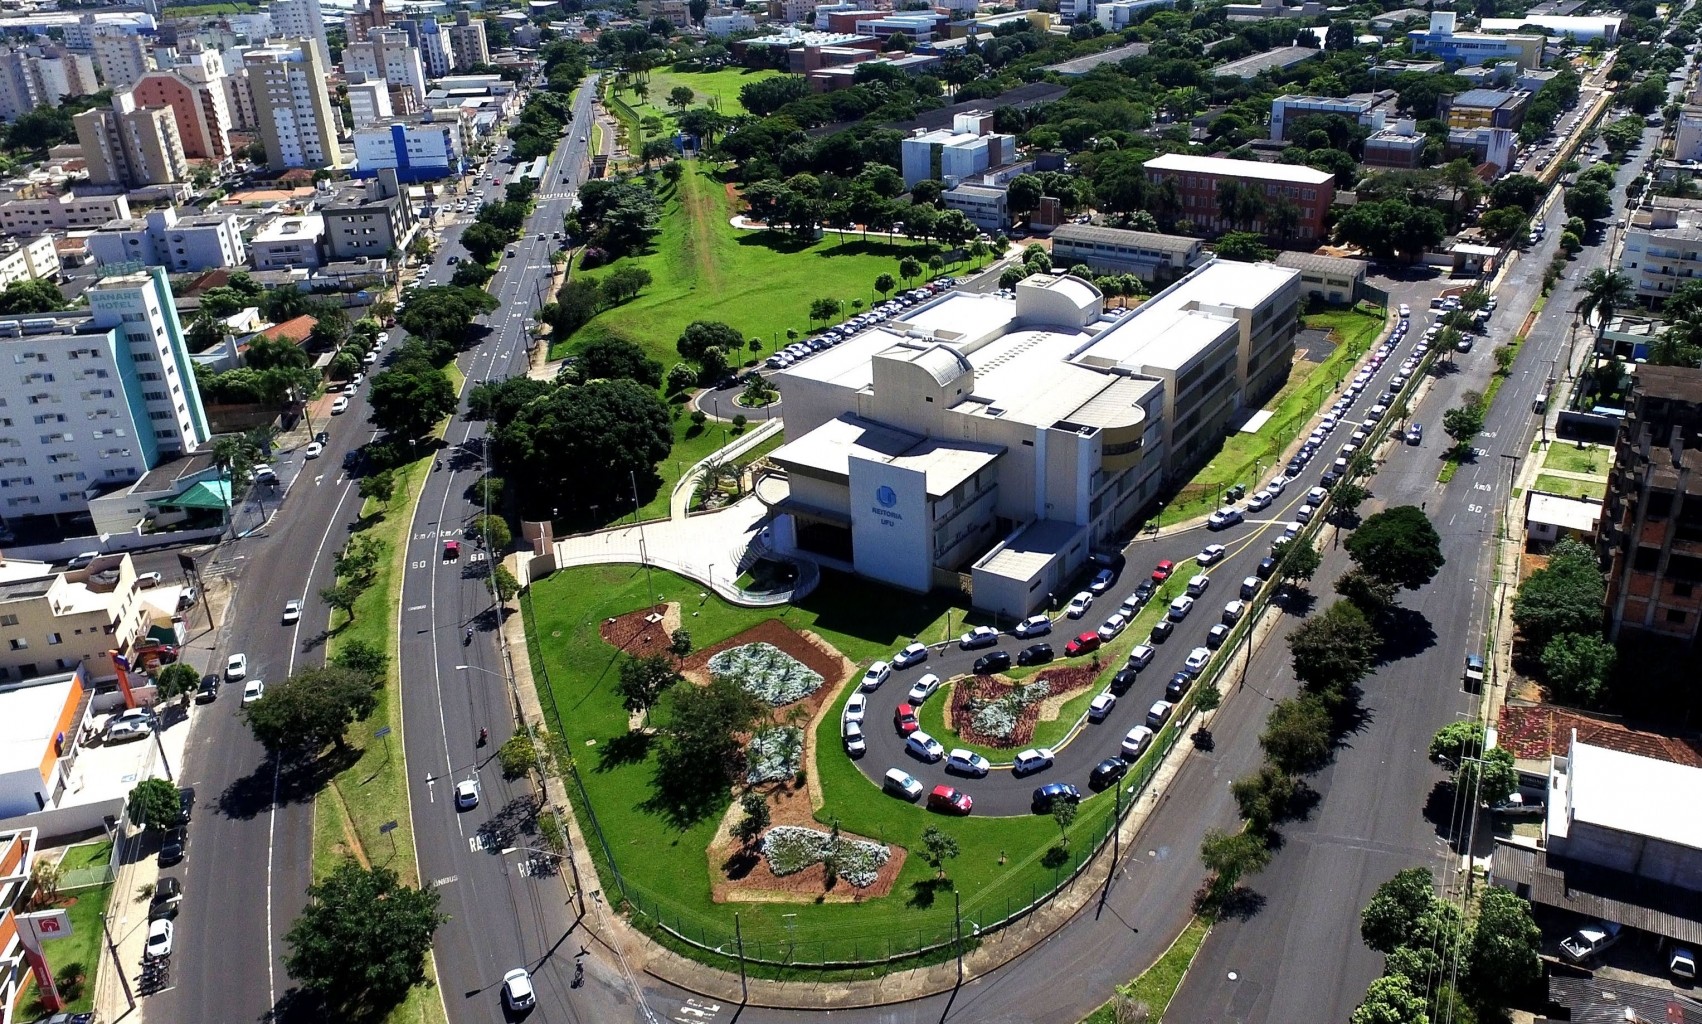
1526, 492, 1601, 533
770, 415, 1002, 497
1079, 259, 1297, 370
253, 213, 324, 243
1562, 740, 1702, 851
0, 678, 76, 781
902, 291, 1017, 342
1144, 153, 1335, 186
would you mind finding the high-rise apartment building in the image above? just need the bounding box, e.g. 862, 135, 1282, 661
32, 47, 99, 103
343, 27, 427, 111
346, 0, 390, 40
244, 40, 342, 171
90, 24, 154, 89
1597, 364, 1702, 647
218, 51, 257, 131
0, 47, 99, 120
74, 91, 190, 188
0, 266, 209, 519
267, 0, 329, 68
447, 12, 489, 71
345, 77, 393, 128
129, 43, 232, 163
396, 17, 453, 77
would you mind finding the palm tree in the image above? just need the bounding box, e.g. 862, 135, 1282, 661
1577, 269, 1633, 342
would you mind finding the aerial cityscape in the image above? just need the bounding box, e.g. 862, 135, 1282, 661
0, 0, 1691, 1020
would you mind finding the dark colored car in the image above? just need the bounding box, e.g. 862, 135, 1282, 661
893, 703, 918, 734
1089, 757, 1129, 791
159, 826, 186, 866
177, 786, 195, 826
1165, 673, 1191, 702
1150, 619, 1174, 643
1017, 643, 1054, 666
1133, 578, 1157, 602
1109, 667, 1139, 694
1256, 556, 1277, 580
973, 651, 1012, 674
195, 674, 220, 703
342, 449, 361, 470
1032, 782, 1082, 812
148, 877, 182, 921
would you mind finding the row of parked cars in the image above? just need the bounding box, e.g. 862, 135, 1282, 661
764, 280, 960, 369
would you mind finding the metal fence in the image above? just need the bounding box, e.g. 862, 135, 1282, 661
59, 838, 117, 892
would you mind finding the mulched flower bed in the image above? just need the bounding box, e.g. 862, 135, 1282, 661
598, 603, 674, 659
949, 664, 1100, 748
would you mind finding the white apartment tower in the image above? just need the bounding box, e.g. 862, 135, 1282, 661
0, 267, 210, 518
268, 0, 330, 69
73, 91, 190, 188
447, 12, 488, 70
129, 43, 233, 163
343, 28, 427, 111
244, 40, 342, 171
90, 25, 153, 89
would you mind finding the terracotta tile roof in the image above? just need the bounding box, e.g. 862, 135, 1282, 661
258, 314, 317, 346
1498, 704, 1702, 767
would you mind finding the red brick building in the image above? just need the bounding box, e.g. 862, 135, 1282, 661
1142, 153, 1335, 240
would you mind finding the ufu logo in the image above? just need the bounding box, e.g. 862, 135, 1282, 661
873, 485, 904, 519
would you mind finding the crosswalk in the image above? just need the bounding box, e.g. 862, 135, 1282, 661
537, 191, 574, 201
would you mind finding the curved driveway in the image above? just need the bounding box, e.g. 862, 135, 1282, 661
849, 312, 1425, 818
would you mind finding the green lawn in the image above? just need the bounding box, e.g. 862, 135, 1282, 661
616, 67, 777, 130
1534, 473, 1607, 499
1161, 308, 1385, 525
24, 878, 111, 1015
59, 839, 112, 875
1542, 442, 1610, 476
524, 564, 1148, 972
550, 161, 953, 371
1079, 915, 1211, 1023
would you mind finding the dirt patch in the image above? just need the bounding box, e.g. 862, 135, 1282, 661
599, 602, 682, 660
706, 781, 906, 903
946, 665, 1101, 748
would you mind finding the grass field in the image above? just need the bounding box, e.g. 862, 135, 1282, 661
1542, 442, 1610, 475
613, 67, 777, 135
550, 161, 948, 370
1534, 473, 1607, 499
1079, 915, 1211, 1023
25, 871, 112, 1015
1163, 307, 1386, 524
523, 563, 1151, 972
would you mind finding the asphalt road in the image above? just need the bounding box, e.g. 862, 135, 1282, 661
393, 77, 657, 1024
1164, 91, 1677, 1024
148, 79, 603, 1024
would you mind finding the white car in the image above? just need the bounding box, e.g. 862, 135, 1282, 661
282, 599, 302, 624
1126, 643, 1156, 670
1183, 646, 1211, 676
331, 397, 350, 415
242, 679, 265, 703
860, 661, 891, 691
1013, 747, 1056, 774
1013, 614, 1052, 638
844, 691, 868, 724
1121, 726, 1153, 759
106, 707, 155, 743
226, 653, 248, 680
455, 779, 480, 809
1245, 490, 1273, 512
1186, 573, 1212, 596
946, 749, 991, 776
502, 967, 537, 1010
892, 642, 929, 669
843, 721, 866, 756
906, 731, 945, 762
362, 351, 378, 365
253, 464, 276, 483
907, 673, 942, 704
1222, 600, 1246, 624
958, 626, 999, 650
342, 382, 358, 396
136, 571, 163, 588
1398, 303, 1410, 317
1097, 614, 1127, 641
1168, 595, 1195, 620
376, 331, 391, 345
1146, 700, 1175, 728
884, 768, 925, 800
1197, 544, 1227, 566
1089, 568, 1116, 593
1065, 592, 1093, 619
1088, 692, 1117, 721
304, 442, 324, 459
146, 918, 174, 959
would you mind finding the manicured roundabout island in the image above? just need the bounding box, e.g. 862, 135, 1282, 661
520, 561, 1214, 974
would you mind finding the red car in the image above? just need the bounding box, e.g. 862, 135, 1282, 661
928, 785, 973, 815
1064, 632, 1102, 657
894, 702, 919, 734
1151, 560, 1176, 582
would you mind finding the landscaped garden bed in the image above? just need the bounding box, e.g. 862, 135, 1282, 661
745, 726, 803, 785
711, 642, 824, 707
947, 665, 1101, 748
761, 825, 891, 888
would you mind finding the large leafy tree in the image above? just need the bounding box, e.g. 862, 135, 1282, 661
241, 667, 378, 756
1259, 693, 1333, 775
1286, 600, 1380, 693
368, 362, 456, 441
495, 378, 673, 514
1350, 975, 1429, 1024
0, 278, 63, 314
653, 676, 764, 820
1428, 721, 1485, 766
1456, 745, 1518, 806
1540, 632, 1616, 707
155, 662, 201, 704
1511, 539, 1604, 647
460, 222, 511, 264
570, 335, 663, 388
1468, 886, 1543, 1004
677, 320, 743, 363
127, 778, 181, 832
284, 859, 444, 1012
1344, 506, 1445, 591
1360, 866, 1437, 954
616, 653, 679, 722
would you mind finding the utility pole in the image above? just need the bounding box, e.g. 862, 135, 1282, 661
734, 912, 748, 1002
954, 888, 964, 985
